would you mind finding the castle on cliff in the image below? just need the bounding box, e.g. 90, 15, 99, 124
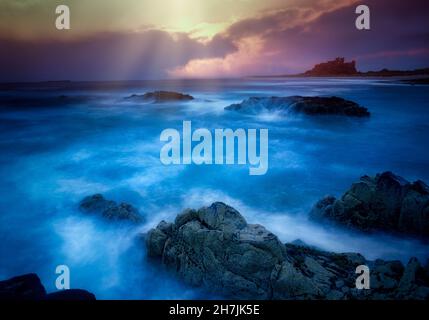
304, 57, 358, 76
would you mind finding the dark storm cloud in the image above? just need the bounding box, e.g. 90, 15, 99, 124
0, 29, 237, 81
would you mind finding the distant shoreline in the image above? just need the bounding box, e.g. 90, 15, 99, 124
247, 73, 429, 79
1, 75, 429, 86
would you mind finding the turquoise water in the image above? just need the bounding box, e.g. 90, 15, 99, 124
0, 78, 428, 299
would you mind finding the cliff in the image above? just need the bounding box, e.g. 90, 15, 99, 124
304, 57, 358, 76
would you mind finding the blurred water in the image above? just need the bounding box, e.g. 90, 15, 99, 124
0, 78, 428, 299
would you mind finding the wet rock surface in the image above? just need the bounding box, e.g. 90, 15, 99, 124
310, 172, 429, 238
125, 91, 194, 103
225, 96, 370, 117
146, 202, 429, 299
79, 194, 143, 224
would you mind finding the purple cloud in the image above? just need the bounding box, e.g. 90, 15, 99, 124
1, 0, 428, 80
0, 30, 236, 81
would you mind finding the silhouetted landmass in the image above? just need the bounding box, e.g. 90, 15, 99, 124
303, 58, 429, 77
251, 57, 429, 78
362, 69, 429, 77
0, 273, 95, 300
304, 58, 358, 76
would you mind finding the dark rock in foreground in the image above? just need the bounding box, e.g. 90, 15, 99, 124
45, 289, 96, 300
0, 274, 95, 300
225, 96, 370, 117
125, 91, 194, 103
0, 274, 46, 300
310, 172, 429, 238
146, 202, 429, 300
79, 194, 143, 224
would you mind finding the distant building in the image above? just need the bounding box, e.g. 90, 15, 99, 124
304, 57, 358, 76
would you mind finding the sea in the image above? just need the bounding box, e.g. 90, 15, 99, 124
0, 77, 428, 299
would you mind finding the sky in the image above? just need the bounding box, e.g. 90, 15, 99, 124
0, 0, 428, 81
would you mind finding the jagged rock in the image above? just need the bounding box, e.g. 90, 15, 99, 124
0, 274, 46, 300
290, 239, 320, 250
225, 96, 369, 117
79, 194, 143, 224
125, 91, 194, 103
395, 258, 429, 299
290, 239, 310, 247
0, 274, 95, 300
310, 172, 429, 238
145, 202, 429, 300
45, 289, 96, 300
147, 202, 285, 299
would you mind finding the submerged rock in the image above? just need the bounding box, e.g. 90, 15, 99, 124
79, 194, 143, 224
125, 91, 194, 103
225, 96, 370, 117
145, 202, 429, 300
0, 274, 95, 300
310, 172, 429, 238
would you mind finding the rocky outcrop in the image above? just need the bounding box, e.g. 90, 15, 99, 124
125, 91, 194, 103
310, 172, 429, 238
45, 289, 96, 300
145, 202, 429, 300
79, 194, 143, 224
0, 274, 95, 300
0, 274, 46, 300
225, 96, 370, 117
304, 57, 358, 76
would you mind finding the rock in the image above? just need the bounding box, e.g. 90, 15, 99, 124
125, 91, 194, 103
0, 274, 95, 300
0, 274, 46, 300
147, 202, 285, 299
146, 202, 429, 300
370, 260, 403, 291
290, 239, 321, 251
396, 258, 429, 299
271, 260, 323, 299
45, 289, 96, 300
79, 194, 143, 224
225, 96, 369, 117
310, 172, 429, 238
146, 223, 169, 258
